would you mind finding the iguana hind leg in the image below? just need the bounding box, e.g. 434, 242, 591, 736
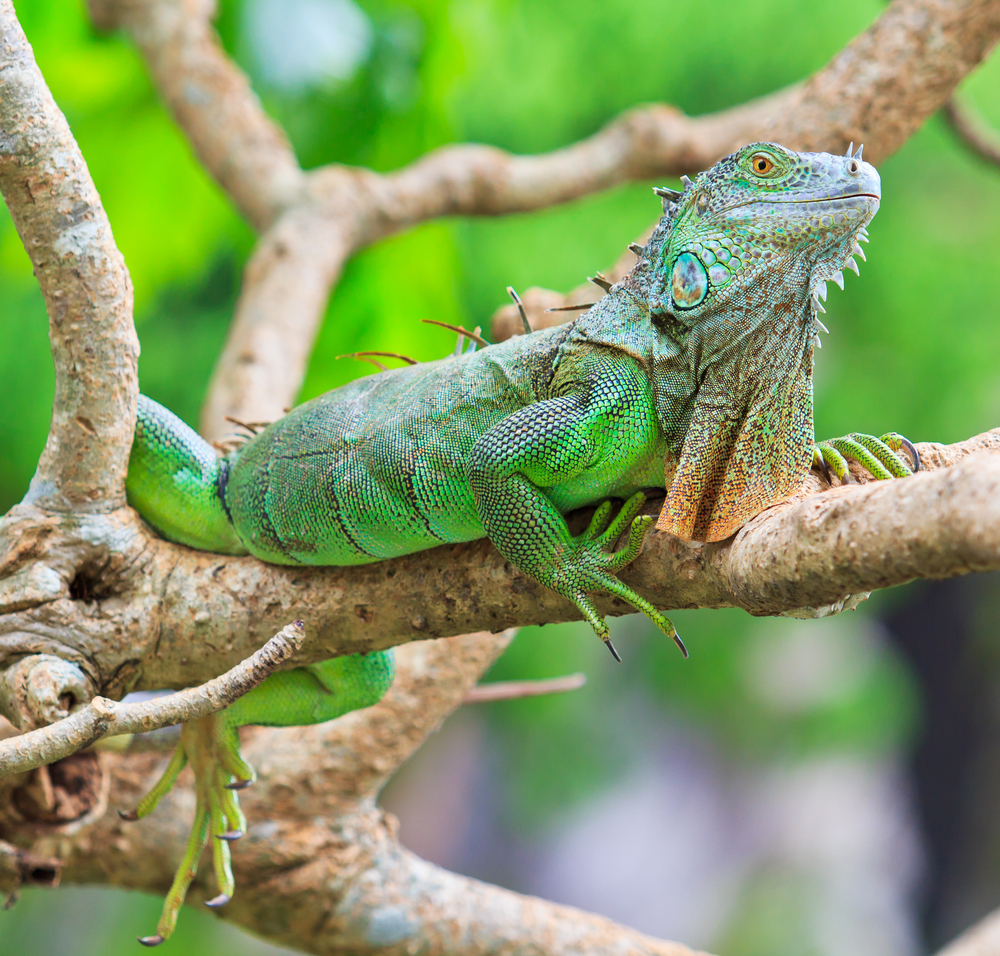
122, 651, 395, 945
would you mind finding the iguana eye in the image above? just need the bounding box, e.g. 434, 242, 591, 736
751, 153, 776, 176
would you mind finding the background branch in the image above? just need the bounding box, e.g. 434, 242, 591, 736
89, 0, 1000, 431
943, 96, 1000, 167
0, 0, 138, 511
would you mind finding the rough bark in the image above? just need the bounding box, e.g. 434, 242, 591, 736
0, 0, 138, 512
0, 432, 996, 701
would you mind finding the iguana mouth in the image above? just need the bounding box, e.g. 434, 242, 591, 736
711, 192, 879, 216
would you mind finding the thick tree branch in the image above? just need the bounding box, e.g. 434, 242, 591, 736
0, 431, 995, 696
0, 0, 138, 512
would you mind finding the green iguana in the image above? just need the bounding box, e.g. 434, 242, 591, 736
123, 142, 917, 943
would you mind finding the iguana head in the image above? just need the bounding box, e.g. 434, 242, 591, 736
636, 143, 881, 542
648, 141, 880, 323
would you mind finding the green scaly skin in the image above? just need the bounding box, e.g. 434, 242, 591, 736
124, 142, 918, 943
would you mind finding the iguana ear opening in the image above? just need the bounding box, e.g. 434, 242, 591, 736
655, 365, 814, 543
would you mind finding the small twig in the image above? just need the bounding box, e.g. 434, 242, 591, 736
0, 622, 306, 778
942, 97, 1000, 168
463, 673, 587, 704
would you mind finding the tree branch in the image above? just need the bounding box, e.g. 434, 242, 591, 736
0, 431, 994, 695
464, 672, 586, 703
0, 622, 305, 776
943, 96, 1000, 167
86, 0, 303, 231
0, 0, 138, 512
49, 631, 702, 955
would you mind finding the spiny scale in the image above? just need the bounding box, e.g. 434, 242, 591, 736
652, 186, 682, 201
589, 273, 614, 292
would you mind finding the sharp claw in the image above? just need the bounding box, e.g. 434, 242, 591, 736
817, 453, 832, 485
216, 830, 243, 842
138, 936, 165, 947
225, 779, 253, 791
900, 436, 921, 472
604, 639, 623, 663
205, 893, 231, 909
118, 809, 138, 821
673, 631, 688, 659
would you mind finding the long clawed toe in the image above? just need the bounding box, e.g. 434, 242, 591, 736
126, 714, 253, 944
815, 431, 920, 485
569, 493, 686, 661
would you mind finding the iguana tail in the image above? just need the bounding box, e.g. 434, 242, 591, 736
127, 395, 247, 554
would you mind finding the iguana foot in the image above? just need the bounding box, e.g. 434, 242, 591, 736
814, 432, 920, 485
122, 713, 251, 946
558, 492, 687, 660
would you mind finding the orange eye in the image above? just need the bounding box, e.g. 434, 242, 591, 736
751, 154, 775, 176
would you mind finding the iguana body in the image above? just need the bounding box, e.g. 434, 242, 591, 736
124, 143, 916, 943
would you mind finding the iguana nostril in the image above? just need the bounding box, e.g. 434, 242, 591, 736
848, 159, 860, 174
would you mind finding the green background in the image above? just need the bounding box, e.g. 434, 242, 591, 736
1, 0, 998, 951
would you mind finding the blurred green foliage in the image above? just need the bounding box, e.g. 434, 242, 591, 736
1, 0, 998, 950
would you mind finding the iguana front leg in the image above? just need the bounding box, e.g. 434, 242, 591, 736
815, 431, 920, 484
466, 372, 686, 661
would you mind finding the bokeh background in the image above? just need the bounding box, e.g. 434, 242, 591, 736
1, 0, 1000, 952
